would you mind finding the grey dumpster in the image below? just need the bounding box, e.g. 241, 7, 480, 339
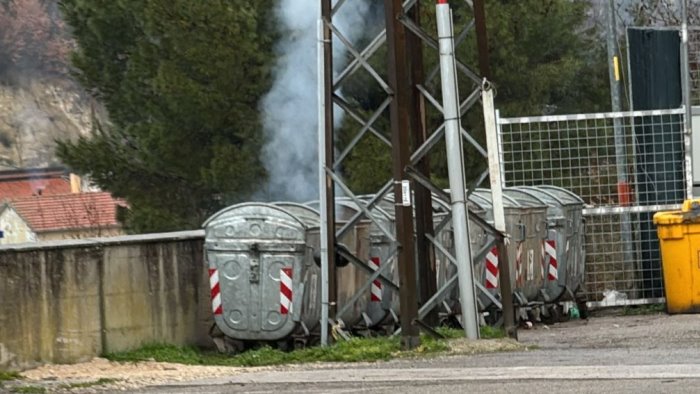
535, 186, 586, 295
304, 199, 393, 329
203, 203, 321, 342
371, 192, 492, 315
425, 194, 493, 314
339, 198, 398, 329
471, 189, 549, 304
507, 188, 569, 302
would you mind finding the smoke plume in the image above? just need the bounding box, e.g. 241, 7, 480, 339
260, 0, 371, 202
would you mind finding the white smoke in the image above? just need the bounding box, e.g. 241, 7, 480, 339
260, 0, 371, 202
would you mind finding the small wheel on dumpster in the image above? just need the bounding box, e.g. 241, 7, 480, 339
557, 304, 571, 323
293, 338, 308, 350
576, 295, 589, 320
440, 314, 462, 329
210, 322, 246, 354
541, 305, 561, 325
487, 308, 502, 327
277, 339, 293, 352
213, 337, 245, 354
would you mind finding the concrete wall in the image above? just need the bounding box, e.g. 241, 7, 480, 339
38, 227, 124, 242
0, 231, 211, 370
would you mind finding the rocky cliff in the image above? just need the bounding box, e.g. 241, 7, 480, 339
0, 77, 94, 169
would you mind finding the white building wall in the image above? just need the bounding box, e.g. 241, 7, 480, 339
0, 208, 37, 244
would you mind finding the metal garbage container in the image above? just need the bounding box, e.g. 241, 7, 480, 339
471, 189, 548, 305
203, 203, 321, 343
418, 192, 494, 313
340, 199, 398, 329
535, 185, 586, 296
503, 188, 565, 303
512, 187, 574, 302
303, 199, 377, 328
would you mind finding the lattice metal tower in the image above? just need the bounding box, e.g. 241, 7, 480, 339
318, 0, 514, 348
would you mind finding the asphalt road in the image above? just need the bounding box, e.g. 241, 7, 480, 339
138, 313, 700, 393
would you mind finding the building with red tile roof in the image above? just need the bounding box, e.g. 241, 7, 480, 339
0, 166, 72, 199
0, 192, 127, 243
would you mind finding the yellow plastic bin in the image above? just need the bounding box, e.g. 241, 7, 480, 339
653, 199, 700, 313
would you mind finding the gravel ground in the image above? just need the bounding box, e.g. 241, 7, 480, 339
2, 359, 271, 393
5, 312, 699, 393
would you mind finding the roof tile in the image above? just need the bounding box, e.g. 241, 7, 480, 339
0, 178, 71, 199
9, 192, 126, 232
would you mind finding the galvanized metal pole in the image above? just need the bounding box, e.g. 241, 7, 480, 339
436, 0, 479, 340
320, 0, 337, 344
606, 0, 635, 288
408, 1, 437, 324
681, 0, 694, 199
483, 85, 517, 340
384, 0, 421, 349
316, 17, 330, 347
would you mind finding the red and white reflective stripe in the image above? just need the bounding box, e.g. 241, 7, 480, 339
280, 267, 293, 315
209, 268, 222, 315
540, 240, 545, 280
485, 247, 499, 289
545, 240, 558, 281
515, 242, 523, 284
369, 257, 382, 302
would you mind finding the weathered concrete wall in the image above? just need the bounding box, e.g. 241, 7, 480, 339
38, 227, 125, 242
0, 231, 210, 370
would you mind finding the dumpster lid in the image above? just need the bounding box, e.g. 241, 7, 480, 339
472, 188, 526, 208
305, 199, 361, 221
653, 199, 700, 225
203, 202, 309, 229
339, 197, 394, 222
357, 195, 397, 220
514, 186, 569, 208
536, 185, 585, 205
305, 198, 393, 227
272, 202, 320, 228
508, 186, 566, 211
385, 192, 481, 215
502, 188, 548, 208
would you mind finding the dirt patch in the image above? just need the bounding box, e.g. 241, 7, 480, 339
447, 338, 528, 355
6, 358, 269, 393
4, 338, 527, 392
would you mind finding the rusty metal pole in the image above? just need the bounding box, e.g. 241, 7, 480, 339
320, 0, 337, 339
407, 1, 437, 325
473, 0, 491, 80
384, 0, 420, 349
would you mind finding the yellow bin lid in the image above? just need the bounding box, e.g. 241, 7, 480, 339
653, 199, 700, 225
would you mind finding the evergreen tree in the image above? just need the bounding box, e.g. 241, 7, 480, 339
57, 0, 275, 232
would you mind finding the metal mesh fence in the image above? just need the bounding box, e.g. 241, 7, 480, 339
584, 212, 664, 300
498, 108, 687, 302
690, 28, 700, 106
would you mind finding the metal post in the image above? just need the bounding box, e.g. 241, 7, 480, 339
681, 0, 694, 199
317, 18, 330, 347
408, 1, 437, 324
606, 0, 635, 293
320, 0, 337, 345
384, 0, 420, 350
483, 85, 517, 339
436, 0, 479, 340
